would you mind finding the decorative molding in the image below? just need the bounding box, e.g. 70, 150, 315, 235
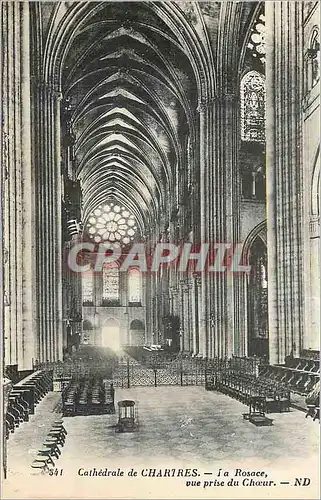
310, 216, 320, 237
197, 93, 237, 112
3, 247, 9, 264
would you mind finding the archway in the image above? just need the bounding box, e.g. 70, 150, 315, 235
242, 222, 268, 359
247, 236, 268, 359
102, 318, 121, 351
129, 320, 145, 346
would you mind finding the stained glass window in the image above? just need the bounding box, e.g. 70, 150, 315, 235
128, 268, 142, 303
82, 272, 94, 304
85, 202, 137, 245
102, 262, 119, 302
241, 71, 265, 143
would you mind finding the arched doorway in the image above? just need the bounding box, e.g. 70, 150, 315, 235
129, 320, 145, 346
247, 235, 269, 359
102, 319, 121, 351
242, 222, 268, 360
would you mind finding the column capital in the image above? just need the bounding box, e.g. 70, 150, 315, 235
214, 92, 238, 104
197, 99, 208, 113
196, 96, 215, 112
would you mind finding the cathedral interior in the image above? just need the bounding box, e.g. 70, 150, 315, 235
1, 1, 320, 495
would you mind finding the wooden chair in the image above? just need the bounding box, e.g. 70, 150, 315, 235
38, 448, 57, 464
250, 396, 265, 414
48, 429, 65, 446
51, 423, 67, 436
31, 454, 54, 472
43, 436, 61, 451
42, 441, 61, 458
31, 461, 49, 473
278, 390, 291, 412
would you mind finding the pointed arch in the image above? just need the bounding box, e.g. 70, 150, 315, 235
242, 220, 267, 264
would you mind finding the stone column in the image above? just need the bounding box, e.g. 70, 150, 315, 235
237, 273, 249, 357
179, 280, 187, 351
31, 78, 64, 363
20, 1, 37, 368
155, 275, 160, 344
151, 273, 159, 343
185, 279, 193, 352
206, 94, 240, 360
2, 2, 37, 370
197, 102, 209, 358
145, 273, 153, 344
191, 277, 198, 355
308, 217, 320, 348
3, 2, 19, 368
266, 2, 304, 363
0, 3, 4, 373
54, 91, 63, 361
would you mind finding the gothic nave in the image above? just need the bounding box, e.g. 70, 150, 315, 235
1, 1, 320, 499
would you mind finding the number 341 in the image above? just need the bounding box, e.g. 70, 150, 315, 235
48, 468, 64, 476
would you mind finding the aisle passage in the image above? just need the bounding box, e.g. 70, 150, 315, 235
4, 386, 319, 499
58, 386, 319, 467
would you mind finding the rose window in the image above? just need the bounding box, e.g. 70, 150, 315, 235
247, 12, 266, 64
85, 203, 137, 244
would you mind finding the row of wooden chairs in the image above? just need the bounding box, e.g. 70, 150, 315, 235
216, 371, 291, 413
62, 377, 115, 416
14, 370, 53, 410
285, 356, 319, 373
5, 393, 29, 438
89, 381, 115, 415
62, 380, 80, 416
78, 378, 93, 415
31, 420, 67, 473
259, 364, 319, 395
6, 371, 53, 440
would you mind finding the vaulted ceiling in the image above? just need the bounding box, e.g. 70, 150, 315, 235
40, 1, 260, 239
55, 2, 203, 236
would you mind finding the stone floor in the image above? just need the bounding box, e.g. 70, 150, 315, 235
3, 386, 320, 499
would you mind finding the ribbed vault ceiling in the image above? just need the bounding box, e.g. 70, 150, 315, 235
60, 2, 199, 237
